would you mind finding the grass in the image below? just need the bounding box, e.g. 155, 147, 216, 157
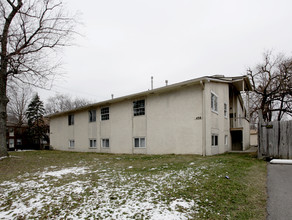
0, 150, 266, 219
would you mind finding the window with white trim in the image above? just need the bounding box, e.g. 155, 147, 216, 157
9, 128, 14, 137
101, 139, 110, 148
224, 103, 227, 117
89, 139, 97, 148
134, 137, 146, 148
133, 100, 145, 116
101, 107, 109, 120
9, 139, 14, 148
69, 140, 75, 148
68, 114, 74, 125
211, 134, 218, 147
89, 110, 96, 122
211, 92, 218, 112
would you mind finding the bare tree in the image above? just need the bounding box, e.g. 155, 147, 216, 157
45, 93, 91, 115
247, 51, 292, 122
7, 82, 33, 125
0, 0, 76, 156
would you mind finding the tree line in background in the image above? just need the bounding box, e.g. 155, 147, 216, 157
7, 85, 91, 126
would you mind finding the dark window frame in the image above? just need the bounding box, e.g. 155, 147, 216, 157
68, 114, 74, 125
101, 107, 110, 121
89, 110, 96, 122
133, 100, 145, 116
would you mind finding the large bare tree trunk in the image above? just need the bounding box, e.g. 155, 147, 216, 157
0, 74, 8, 157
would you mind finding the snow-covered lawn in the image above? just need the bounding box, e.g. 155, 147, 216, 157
0, 162, 215, 219
0, 152, 267, 219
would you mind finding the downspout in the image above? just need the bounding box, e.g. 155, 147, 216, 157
200, 81, 206, 156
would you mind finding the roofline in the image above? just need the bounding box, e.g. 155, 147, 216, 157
48, 75, 251, 118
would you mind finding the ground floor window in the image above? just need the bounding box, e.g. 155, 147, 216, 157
225, 135, 228, 146
134, 137, 146, 148
211, 134, 218, 147
69, 140, 75, 148
9, 139, 14, 149
101, 139, 110, 148
89, 139, 97, 148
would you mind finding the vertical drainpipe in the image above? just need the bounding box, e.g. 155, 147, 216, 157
200, 81, 206, 156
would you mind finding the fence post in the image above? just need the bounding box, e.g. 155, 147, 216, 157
258, 110, 263, 159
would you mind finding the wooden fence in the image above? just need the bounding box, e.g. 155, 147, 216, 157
258, 115, 292, 159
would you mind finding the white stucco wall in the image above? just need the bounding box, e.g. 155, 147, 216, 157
204, 82, 230, 155
50, 85, 204, 154
50, 79, 248, 155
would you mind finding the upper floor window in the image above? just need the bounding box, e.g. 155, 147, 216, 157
211, 92, 218, 113
89, 110, 96, 122
101, 107, 109, 120
68, 114, 74, 125
224, 103, 227, 117
133, 100, 145, 116
9, 128, 14, 137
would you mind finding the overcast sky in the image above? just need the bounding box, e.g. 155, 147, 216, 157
38, 0, 292, 103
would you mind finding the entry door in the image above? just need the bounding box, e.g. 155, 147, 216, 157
231, 130, 243, 151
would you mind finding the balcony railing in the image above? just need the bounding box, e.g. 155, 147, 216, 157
230, 117, 246, 129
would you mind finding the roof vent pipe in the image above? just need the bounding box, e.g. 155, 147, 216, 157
151, 76, 153, 90
111, 94, 114, 99
165, 80, 168, 86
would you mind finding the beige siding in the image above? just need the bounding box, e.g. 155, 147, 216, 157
50, 85, 204, 154
147, 86, 203, 154
204, 82, 230, 155
49, 79, 249, 155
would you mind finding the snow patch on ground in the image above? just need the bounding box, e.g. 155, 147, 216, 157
0, 164, 214, 219
40, 167, 89, 178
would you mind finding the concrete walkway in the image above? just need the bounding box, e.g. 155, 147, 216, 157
267, 163, 292, 220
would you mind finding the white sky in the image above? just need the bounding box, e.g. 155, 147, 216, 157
38, 0, 292, 103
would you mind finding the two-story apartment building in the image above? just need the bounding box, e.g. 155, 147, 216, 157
49, 75, 252, 155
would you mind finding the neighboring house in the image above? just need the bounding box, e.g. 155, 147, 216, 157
6, 122, 30, 151
49, 75, 252, 155
6, 117, 50, 151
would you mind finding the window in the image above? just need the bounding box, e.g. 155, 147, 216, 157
101, 139, 110, 148
16, 139, 22, 146
69, 140, 75, 148
101, 107, 109, 120
89, 139, 97, 148
225, 135, 228, 146
9, 128, 14, 137
224, 103, 227, 117
211, 134, 218, 147
211, 92, 218, 112
68, 115, 74, 125
134, 137, 146, 148
133, 100, 145, 116
89, 110, 96, 122
9, 139, 14, 149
